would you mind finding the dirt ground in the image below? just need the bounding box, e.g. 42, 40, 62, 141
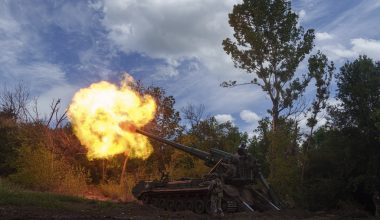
0, 201, 377, 220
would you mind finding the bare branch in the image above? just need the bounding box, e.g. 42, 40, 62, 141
181, 104, 205, 128
55, 108, 68, 129
46, 99, 60, 127
0, 82, 30, 121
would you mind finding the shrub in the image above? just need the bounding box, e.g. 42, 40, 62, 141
10, 145, 88, 195
99, 178, 134, 202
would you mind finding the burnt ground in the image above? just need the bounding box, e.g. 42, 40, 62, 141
0, 202, 377, 220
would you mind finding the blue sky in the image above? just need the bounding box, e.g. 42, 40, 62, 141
1, 0, 380, 134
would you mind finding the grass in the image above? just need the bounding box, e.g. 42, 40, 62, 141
0, 178, 117, 211
99, 181, 128, 201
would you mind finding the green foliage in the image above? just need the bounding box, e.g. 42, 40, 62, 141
0, 113, 20, 176
267, 119, 301, 205
332, 56, 380, 191
164, 115, 248, 179
0, 178, 115, 210
301, 129, 363, 210
301, 56, 380, 211
185, 117, 247, 153
155, 116, 246, 180
10, 145, 88, 195
223, 0, 319, 130
376, 108, 380, 137
248, 118, 271, 176
306, 51, 334, 135
332, 56, 380, 134
166, 147, 209, 179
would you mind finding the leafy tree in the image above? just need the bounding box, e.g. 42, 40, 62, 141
248, 117, 271, 176
222, 0, 316, 130
331, 56, 380, 191
222, 0, 338, 204
301, 52, 334, 184
267, 118, 301, 204
171, 113, 248, 178
185, 117, 247, 153
0, 83, 31, 176
10, 145, 88, 195
301, 128, 352, 210
303, 56, 380, 211
0, 112, 19, 176
306, 52, 334, 138
332, 56, 380, 135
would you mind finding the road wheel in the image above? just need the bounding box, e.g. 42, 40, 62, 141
141, 195, 150, 204
185, 200, 194, 211
159, 199, 167, 210
168, 200, 176, 211
205, 199, 212, 214
175, 200, 185, 211
221, 199, 228, 212
193, 199, 205, 214
151, 198, 159, 208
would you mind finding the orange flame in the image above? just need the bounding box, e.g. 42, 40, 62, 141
68, 81, 156, 160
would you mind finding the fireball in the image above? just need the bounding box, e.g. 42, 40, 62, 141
68, 81, 156, 160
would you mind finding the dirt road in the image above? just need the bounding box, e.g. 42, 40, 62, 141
0, 201, 376, 220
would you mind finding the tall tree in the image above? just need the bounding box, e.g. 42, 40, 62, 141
332, 56, 380, 135
222, 0, 315, 130
306, 52, 334, 139
301, 52, 334, 184
331, 56, 380, 191
302, 56, 380, 210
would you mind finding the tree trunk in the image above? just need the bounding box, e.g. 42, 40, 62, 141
102, 159, 106, 182
120, 151, 129, 185
272, 99, 279, 132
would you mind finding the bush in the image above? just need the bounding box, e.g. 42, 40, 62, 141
267, 125, 301, 207
99, 176, 136, 202
10, 145, 88, 196
167, 151, 209, 180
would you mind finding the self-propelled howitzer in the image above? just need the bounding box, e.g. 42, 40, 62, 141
132, 128, 282, 214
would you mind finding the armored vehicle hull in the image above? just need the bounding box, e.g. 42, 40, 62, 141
132, 178, 239, 214
132, 128, 283, 214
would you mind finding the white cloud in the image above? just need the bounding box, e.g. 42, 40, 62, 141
320, 44, 356, 60
240, 110, 260, 124
323, 0, 380, 38
310, 0, 380, 63
102, 0, 235, 58
351, 38, 380, 60
100, 0, 245, 79
214, 114, 234, 124
315, 32, 333, 41
318, 38, 380, 62
295, 0, 329, 24
239, 110, 261, 137
0, 2, 75, 117
298, 9, 306, 21
99, 0, 268, 120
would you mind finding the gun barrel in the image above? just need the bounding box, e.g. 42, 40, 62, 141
136, 128, 211, 161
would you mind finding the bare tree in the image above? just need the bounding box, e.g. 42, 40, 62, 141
0, 82, 30, 121
181, 104, 205, 128
46, 99, 67, 129
0, 82, 67, 128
